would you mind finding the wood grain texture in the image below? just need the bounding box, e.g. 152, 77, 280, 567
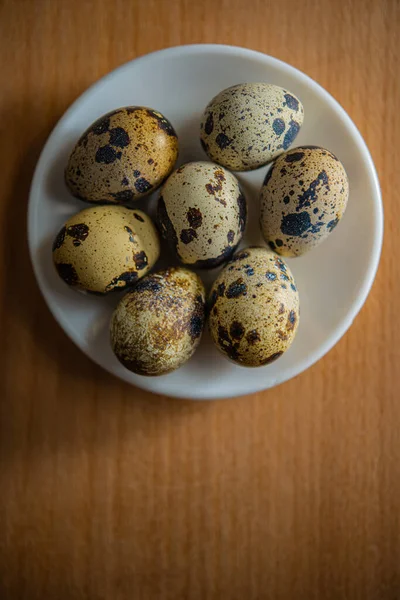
0, 0, 399, 598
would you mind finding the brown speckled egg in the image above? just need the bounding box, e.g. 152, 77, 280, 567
110, 268, 205, 376
260, 146, 349, 257
208, 246, 299, 367
200, 83, 304, 171
65, 107, 179, 204
157, 161, 247, 268
52, 205, 160, 293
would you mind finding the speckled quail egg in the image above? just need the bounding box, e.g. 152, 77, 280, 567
52, 205, 160, 293
200, 83, 304, 171
65, 107, 179, 204
110, 267, 205, 376
260, 146, 349, 257
157, 161, 247, 268
208, 246, 299, 367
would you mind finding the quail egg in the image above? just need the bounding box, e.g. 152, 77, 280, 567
110, 267, 206, 375
200, 83, 304, 171
52, 205, 160, 293
260, 146, 349, 256
157, 161, 247, 268
208, 246, 299, 367
65, 107, 179, 204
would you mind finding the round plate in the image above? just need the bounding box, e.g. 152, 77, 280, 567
28, 44, 383, 400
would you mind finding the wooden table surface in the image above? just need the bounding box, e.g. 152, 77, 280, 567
1, 0, 399, 598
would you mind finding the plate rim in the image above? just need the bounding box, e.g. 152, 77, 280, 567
27, 43, 384, 400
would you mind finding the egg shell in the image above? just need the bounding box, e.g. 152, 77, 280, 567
52, 205, 160, 293
260, 146, 349, 257
200, 83, 304, 171
157, 161, 247, 268
65, 107, 179, 204
208, 246, 299, 367
110, 268, 206, 376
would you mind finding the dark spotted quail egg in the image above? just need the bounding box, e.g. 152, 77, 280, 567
260, 146, 349, 257
200, 83, 304, 171
110, 268, 205, 376
52, 205, 160, 293
157, 161, 247, 268
208, 246, 299, 367
65, 107, 179, 204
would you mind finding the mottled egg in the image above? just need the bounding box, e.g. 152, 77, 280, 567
157, 161, 247, 268
260, 146, 349, 256
52, 205, 160, 293
65, 107, 179, 204
200, 83, 304, 171
110, 268, 205, 376
208, 246, 299, 367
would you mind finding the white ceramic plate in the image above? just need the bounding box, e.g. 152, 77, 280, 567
28, 44, 383, 400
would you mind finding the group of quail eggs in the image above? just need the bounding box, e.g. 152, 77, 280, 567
53, 83, 349, 376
